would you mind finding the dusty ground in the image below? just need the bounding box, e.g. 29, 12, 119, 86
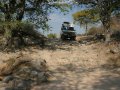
0, 41, 120, 90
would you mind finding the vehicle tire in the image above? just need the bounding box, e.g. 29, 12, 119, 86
71, 36, 76, 41
61, 35, 65, 41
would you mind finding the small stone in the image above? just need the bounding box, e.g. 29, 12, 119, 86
0, 87, 8, 90
116, 68, 120, 72
3, 76, 13, 83
37, 72, 49, 83
109, 47, 119, 54
16, 80, 32, 90
17, 82, 24, 88
31, 71, 38, 77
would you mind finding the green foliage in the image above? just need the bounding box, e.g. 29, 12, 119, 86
72, 8, 100, 33
74, 0, 120, 33
0, 0, 71, 49
0, 21, 21, 35
0, 0, 70, 31
47, 33, 57, 39
0, 21, 46, 49
72, 8, 99, 25
0, 21, 42, 37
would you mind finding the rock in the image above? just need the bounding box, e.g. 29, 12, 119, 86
0, 55, 50, 90
6, 79, 32, 90
2, 75, 14, 83
37, 72, 50, 83
32, 59, 47, 71
115, 68, 120, 72
17, 67, 31, 76
80, 41, 88, 44
17, 81, 25, 88
0, 87, 9, 90
0, 82, 8, 90
17, 80, 32, 89
109, 49, 119, 54
31, 86, 41, 90
30, 71, 38, 78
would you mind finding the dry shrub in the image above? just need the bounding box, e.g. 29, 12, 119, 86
0, 54, 50, 89
0, 21, 46, 50
0, 55, 48, 76
76, 35, 94, 42
0, 56, 31, 76
87, 27, 104, 35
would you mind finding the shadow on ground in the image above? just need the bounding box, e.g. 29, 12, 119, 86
32, 63, 120, 90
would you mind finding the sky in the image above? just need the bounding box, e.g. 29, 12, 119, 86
45, 5, 86, 36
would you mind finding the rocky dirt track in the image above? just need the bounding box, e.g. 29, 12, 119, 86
0, 40, 120, 90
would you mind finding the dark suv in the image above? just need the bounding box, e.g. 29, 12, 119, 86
60, 22, 76, 40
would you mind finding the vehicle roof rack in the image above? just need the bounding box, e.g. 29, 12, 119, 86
63, 22, 70, 24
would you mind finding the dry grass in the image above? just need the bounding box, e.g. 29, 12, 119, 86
0, 53, 51, 89
87, 27, 104, 35
0, 42, 120, 90
107, 54, 120, 67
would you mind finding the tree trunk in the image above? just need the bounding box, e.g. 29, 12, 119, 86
98, 0, 112, 43
3, 0, 25, 50
105, 29, 111, 43
85, 23, 88, 35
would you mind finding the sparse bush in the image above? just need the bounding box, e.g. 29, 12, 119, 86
87, 27, 104, 35
0, 21, 46, 50
87, 21, 120, 41
47, 33, 57, 39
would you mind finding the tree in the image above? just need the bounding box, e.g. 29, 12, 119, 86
74, 0, 120, 42
72, 8, 99, 34
98, 0, 120, 42
0, 0, 69, 49
0, 0, 70, 28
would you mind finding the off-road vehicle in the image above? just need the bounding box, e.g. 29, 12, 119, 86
60, 22, 76, 40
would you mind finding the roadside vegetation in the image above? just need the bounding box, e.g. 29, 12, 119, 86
47, 33, 57, 39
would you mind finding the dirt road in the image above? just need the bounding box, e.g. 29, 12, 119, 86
0, 42, 120, 90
